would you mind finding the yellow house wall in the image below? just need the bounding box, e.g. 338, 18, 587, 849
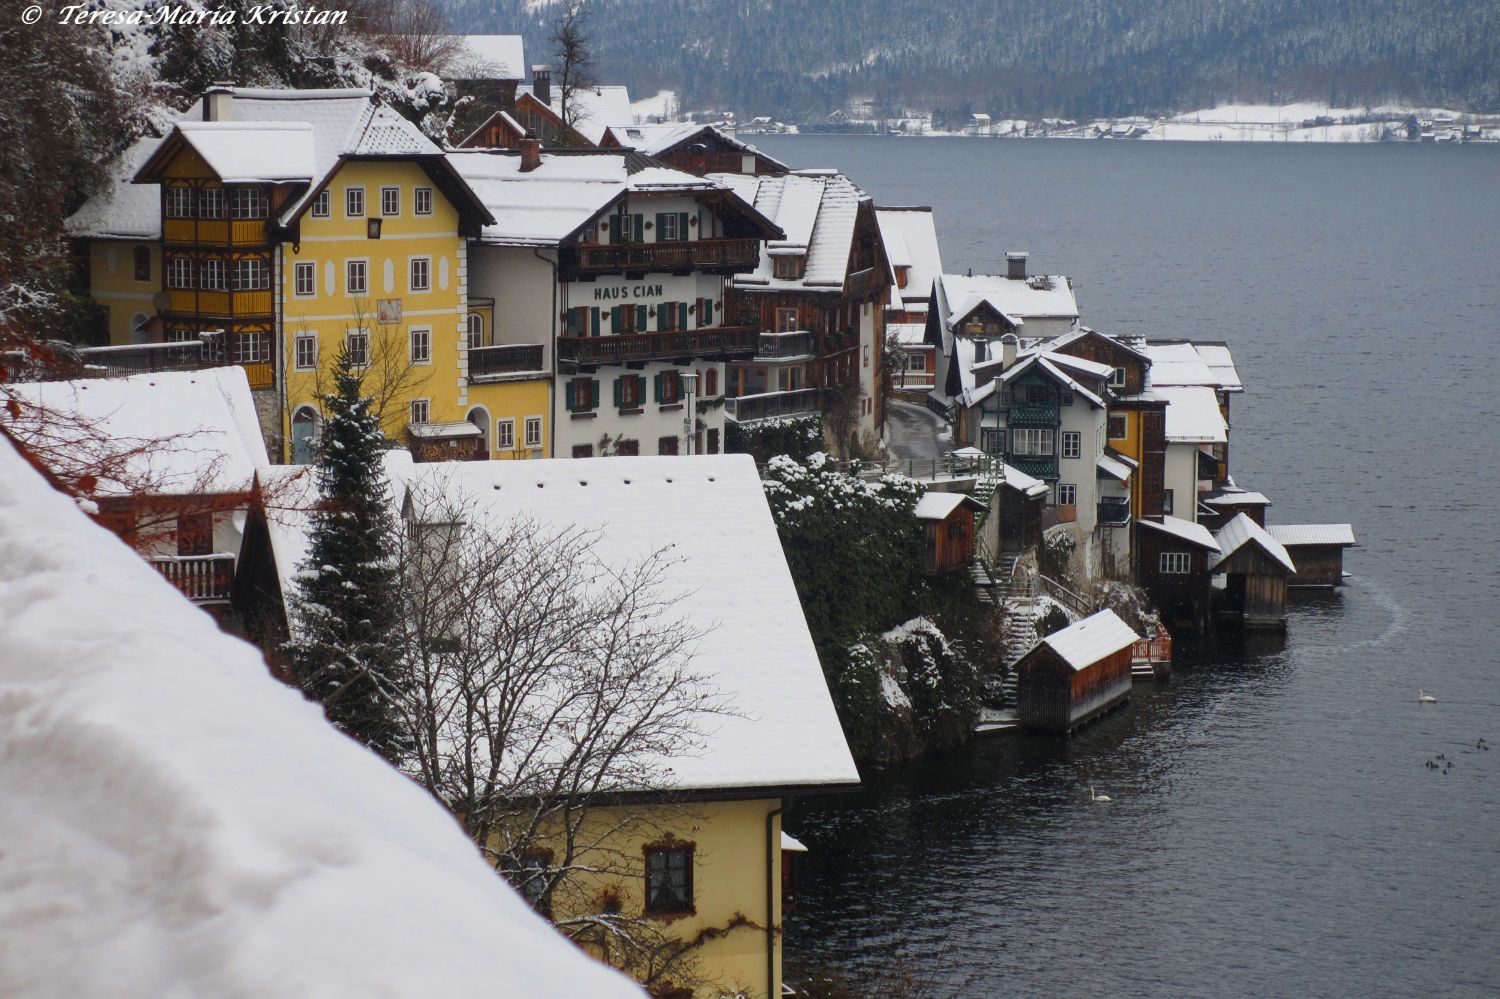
1112, 409, 1145, 518
514, 797, 784, 999
466, 377, 551, 458
90, 240, 161, 344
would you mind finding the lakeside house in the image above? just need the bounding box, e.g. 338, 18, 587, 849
1268, 524, 1357, 587
877, 206, 943, 392
600, 122, 791, 176
1015, 608, 1140, 732
1210, 512, 1298, 629
1135, 514, 1222, 634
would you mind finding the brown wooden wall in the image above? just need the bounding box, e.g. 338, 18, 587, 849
1135, 525, 1214, 635
1016, 645, 1133, 732
1285, 545, 1345, 586
923, 507, 976, 574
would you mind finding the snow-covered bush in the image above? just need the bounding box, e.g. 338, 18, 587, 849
726, 413, 823, 464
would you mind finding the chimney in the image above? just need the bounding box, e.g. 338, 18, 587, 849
531, 65, 552, 107
519, 132, 542, 173
1001, 333, 1018, 369
1006, 251, 1028, 280
203, 83, 234, 122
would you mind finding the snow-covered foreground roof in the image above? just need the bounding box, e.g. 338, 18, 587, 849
0, 437, 642, 998
1267, 523, 1357, 547
1157, 385, 1228, 443
174, 122, 317, 183
1212, 512, 1298, 573
1039, 609, 1140, 670
877, 207, 943, 308
3, 367, 267, 496
1145, 341, 1243, 392
1138, 515, 1221, 551
913, 491, 980, 521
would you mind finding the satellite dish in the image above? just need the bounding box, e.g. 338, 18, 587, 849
151, 290, 171, 313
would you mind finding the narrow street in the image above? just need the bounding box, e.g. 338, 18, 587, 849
884, 399, 949, 465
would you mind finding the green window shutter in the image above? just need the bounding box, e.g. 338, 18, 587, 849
704, 299, 714, 325
655, 212, 668, 239
591, 307, 600, 336
633, 214, 644, 243
566, 380, 576, 411
678, 212, 689, 240
590, 379, 600, 410
678, 302, 688, 329
614, 376, 624, 408
653, 371, 663, 402
611, 306, 621, 331
636, 304, 647, 330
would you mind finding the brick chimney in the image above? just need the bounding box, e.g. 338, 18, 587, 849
519, 133, 542, 173
1006, 251, 1028, 280
531, 65, 552, 107
203, 82, 235, 122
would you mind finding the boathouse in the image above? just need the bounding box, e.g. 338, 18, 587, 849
914, 490, 986, 574
1015, 608, 1140, 733
1135, 515, 1221, 634
1211, 513, 1298, 629
1268, 524, 1357, 588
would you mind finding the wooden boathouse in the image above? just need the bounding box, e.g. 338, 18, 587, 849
1015, 609, 1140, 733
913, 490, 987, 574
1210, 513, 1298, 629
1268, 524, 1357, 587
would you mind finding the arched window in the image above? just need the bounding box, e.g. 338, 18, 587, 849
133, 246, 151, 282
467, 313, 485, 349
705, 367, 718, 397
129, 313, 152, 345
467, 407, 491, 455
291, 406, 321, 465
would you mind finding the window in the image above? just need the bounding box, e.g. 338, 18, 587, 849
294, 332, 317, 370
1057, 483, 1077, 506
566, 377, 599, 412
346, 328, 370, 366
524, 416, 542, 448
1025, 384, 1049, 404
657, 212, 679, 241
467, 313, 484, 349
696, 297, 715, 327
231, 331, 271, 364
199, 258, 226, 291
233, 257, 268, 291
410, 399, 429, 425
1109, 367, 1127, 388
656, 370, 681, 405
167, 186, 192, 219
644, 846, 693, 916
616, 374, 644, 410
133, 246, 152, 282
500, 852, 554, 916
294, 261, 315, 297
311, 190, 331, 218
231, 188, 268, 219
611, 304, 645, 334
773, 255, 802, 280
705, 368, 718, 396
381, 187, 400, 217
409, 257, 430, 292
414, 187, 433, 215
345, 187, 365, 217
1062, 431, 1081, 459
1163, 489, 1174, 515
1108, 414, 1127, 440
707, 428, 720, 454
1011, 428, 1054, 456
659, 301, 686, 332
167, 256, 192, 289
495, 419, 516, 449
409, 327, 431, 364
614, 438, 640, 456
198, 187, 224, 220
980, 427, 1005, 455
346, 259, 367, 295
579, 221, 598, 245
176, 512, 213, 557
613, 206, 643, 243
572, 444, 594, 458
657, 436, 680, 456
776, 307, 799, 332
1160, 552, 1191, 574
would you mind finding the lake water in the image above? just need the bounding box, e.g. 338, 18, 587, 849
750, 135, 1500, 997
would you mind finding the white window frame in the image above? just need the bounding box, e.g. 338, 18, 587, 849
1012, 427, 1055, 456
495, 418, 516, 450
293, 261, 316, 297
231, 188, 268, 220
199, 257, 226, 291
1061, 430, 1081, 459
467, 313, 484, 349
1057, 483, 1077, 506
409, 326, 432, 365
294, 332, 318, 370
232, 257, 268, 291
381, 186, 401, 217
346, 328, 370, 367
660, 213, 679, 241
524, 416, 542, 448
414, 187, 433, 215
1160, 552, 1191, 574
1109, 367, 1127, 388
167, 186, 193, 219
311, 190, 331, 218
409, 257, 431, 293
167, 256, 193, 289
198, 187, 224, 220
409, 398, 430, 425
346, 258, 368, 296
345, 187, 365, 218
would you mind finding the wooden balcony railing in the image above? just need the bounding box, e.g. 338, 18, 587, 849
846, 265, 887, 299
167, 289, 274, 317
558, 326, 756, 365
576, 238, 760, 274
469, 343, 545, 382
1007, 454, 1058, 479
754, 330, 816, 360
1098, 500, 1132, 526
1007, 402, 1059, 425
78, 341, 204, 374
725, 387, 822, 423
149, 553, 235, 603
163, 218, 271, 245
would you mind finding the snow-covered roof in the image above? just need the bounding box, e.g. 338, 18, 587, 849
0, 436, 641, 998
967, 352, 1107, 410
913, 491, 981, 521
1157, 385, 1228, 443
935, 272, 1079, 329
781, 831, 809, 853
890, 322, 928, 346
444, 34, 526, 78
3, 367, 267, 497
1038, 609, 1140, 671
1138, 515, 1221, 551
602, 123, 791, 172
408, 420, 483, 439
173, 122, 317, 182
1211, 512, 1297, 573
1267, 524, 1357, 547
1144, 341, 1244, 393
712, 170, 869, 292
1096, 453, 1134, 482
1203, 490, 1271, 507
876, 207, 942, 308
64, 137, 161, 240
1002, 463, 1051, 498
518, 83, 634, 145
1045, 326, 1150, 361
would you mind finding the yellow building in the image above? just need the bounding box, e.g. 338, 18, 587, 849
71, 86, 551, 463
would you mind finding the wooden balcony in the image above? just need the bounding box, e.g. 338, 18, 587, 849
149, 553, 235, 604
754, 330, 816, 360
76, 343, 273, 390
1007, 402, 1059, 425
167, 288, 274, 317
1007, 454, 1058, 479
845, 265, 887, 299
163, 218, 270, 245
557, 326, 756, 366
1098, 500, 1132, 526
725, 387, 822, 424
469, 343, 545, 382
575, 238, 760, 274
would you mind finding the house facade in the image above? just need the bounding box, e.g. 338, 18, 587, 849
877, 206, 943, 393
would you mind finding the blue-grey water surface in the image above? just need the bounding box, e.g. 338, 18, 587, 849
751, 135, 1500, 998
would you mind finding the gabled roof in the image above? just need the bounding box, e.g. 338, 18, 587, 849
1267, 524, 1357, 547
710, 170, 871, 292
1157, 385, 1228, 443
601, 122, 791, 173
935, 272, 1079, 330
65, 136, 161, 240
1045, 325, 1150, 362
4, 367, 266, 497
441, 34, 526, 79
877, 207, 943, 310
1144, 340, 1244, 392
1138, 515, 1221, 551
967, 351, 1107, 410
0, 438, 639, 997
516, 83, 633, 145
158, 122, 318, 183
913, 491, 985, 520
1036, 609, 1140, 671
1211, 512, 1297, 573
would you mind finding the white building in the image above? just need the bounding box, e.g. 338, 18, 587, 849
877, 206, 943, 390
1144, 340, 1243, 522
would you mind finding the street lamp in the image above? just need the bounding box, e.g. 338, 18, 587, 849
680, 371, 699, 455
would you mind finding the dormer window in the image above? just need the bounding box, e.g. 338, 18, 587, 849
773, 255, 803, 280
1109, 367, 1127, 388
895, 264, 910, 289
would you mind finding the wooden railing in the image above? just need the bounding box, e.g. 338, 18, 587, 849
1007, 402, 1059, 424
469, 343, 545, 381
1038, 573, 1093, 617
1007, 454, 1057, 479
845, 266, 886, 298
149, 553, 235, 603
725, 387, 822, 423
557, 326, 756, 365
167, 289, 274, 317
755, 330, 816, 359
77, 341, 204, 373
576, 238, 760, 273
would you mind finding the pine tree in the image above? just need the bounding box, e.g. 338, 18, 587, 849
285, 347, 409, 762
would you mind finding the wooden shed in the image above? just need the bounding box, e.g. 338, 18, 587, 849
1015, 609, 1140, 733
1135, 515, 1222, 636
913, 491, 987, 574
407, 422, 486, 463
1211, 513, 1297, 630
1200, 488, 1272, 531
1268, 524, 1357, 588
998, 462, 1050, 554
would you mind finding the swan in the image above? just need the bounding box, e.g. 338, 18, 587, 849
1418, 690, 1437, 703
1089, 786, 1112, 803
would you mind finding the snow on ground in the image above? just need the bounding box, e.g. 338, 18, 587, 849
0, 436, 641, 998
631, 89, 678, 122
